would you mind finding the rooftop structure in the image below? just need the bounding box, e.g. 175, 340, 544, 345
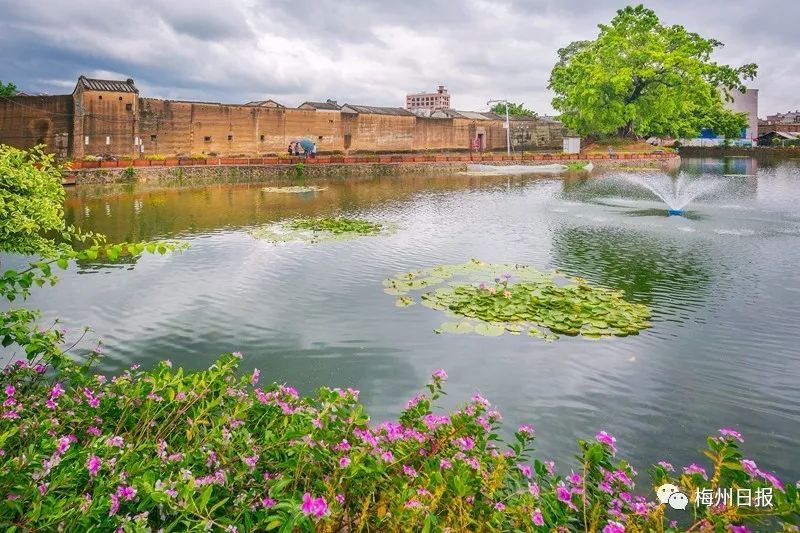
244, 99, 284, 108
765, 110, 800, 124
341, 104, 415, 116
406, 85, 450, 111
298, 100, 341, 111
75, 76, 138, 93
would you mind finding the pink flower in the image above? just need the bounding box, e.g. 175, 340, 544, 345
657, 461, 674, 471
4, 385, 15, 397
335, 494, 345, 504
455, 436, 475, 450
595, 431, 617, 454
471, 394, 490, 407
301, 493, 328, 518
517, 424, 535, 437
598, 481, 613, 493
87, 455, 101, 477
432, 369, 448, 381
532, 508, 544, 526
439, 458, 452, 470
528, 482, 540, 497
37, 483, 48, 495
602, 521, 625, 533
518, 464, 532, 478
729, 526, 751, 533
339, 456, 350, 468
87, 426, 102, 437
683, 463, 708, 479
567, 471, 582, 485
405, 393, 425, 409
106, 436, 124, 448
759, 470, 784, 491
262, 497, 276, 508
251, 368, 260, 386
403, 465, 417, 477
741, 459, 759, 477
404, 498, 422, 509
718, 428, 744, 442
109, 494, 119, 516
243, 455, 259, 469
116, 485, 137, 501
232, 351, 243, 359
381, 450, 394, 462
494, 502, 506, 511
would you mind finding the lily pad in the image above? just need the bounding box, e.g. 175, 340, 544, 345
251, 217, 392, 244
384, 260, 651, 341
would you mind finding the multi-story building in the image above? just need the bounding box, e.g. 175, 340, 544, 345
406, 86, 450, 111
765, 110, 800, 124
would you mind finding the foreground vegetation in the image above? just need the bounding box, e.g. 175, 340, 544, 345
0, 145, 798, 531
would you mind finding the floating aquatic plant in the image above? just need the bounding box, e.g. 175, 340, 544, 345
384, 259, 651, 340
251, 216, 389, 243
260, 186, 327, 193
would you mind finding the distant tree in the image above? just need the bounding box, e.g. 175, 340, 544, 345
548, 5, 757, 138
490, 102, 536, 117
0, 80, 17, 97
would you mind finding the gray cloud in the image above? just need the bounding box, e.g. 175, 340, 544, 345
0, 0, 797, 115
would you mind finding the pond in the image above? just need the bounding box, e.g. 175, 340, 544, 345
12, 156, 800, 483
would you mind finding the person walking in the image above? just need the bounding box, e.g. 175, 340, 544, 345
287, 142, 294, 156
311, 143, 317, 159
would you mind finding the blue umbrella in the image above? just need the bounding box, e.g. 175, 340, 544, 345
298, 138, 314, 153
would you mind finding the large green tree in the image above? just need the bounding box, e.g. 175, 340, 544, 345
0, 80, 17, 97
548, 5, 757, 138
490, 101, 536, 117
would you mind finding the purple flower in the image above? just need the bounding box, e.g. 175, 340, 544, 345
301, 493, 328, 518
106, 436, 124, 448
404, 498, 422, 509
532, 508, 544, 526
518, 464, 532, 478
439, 458, 452, 470
657, 461, 674, 471
109, 493, 119, 516
528, 482, 540, 497
339, 456, 351, 468
719, 428, 744, 442
250, 368, 260, 386
336, 493, 345, 504
232, 351, 243, 359
598, 481, 613, 493
741, 459, 759, 477
380, 450, 394, 462
262, 497, 276, 508
432, 369, 448, 381
87, 426, 102, 437
87, 455, 101, 477
683, 463, 708, 479
455, 436, 475, 450
729, 526, 751, 533
602, 521, 626, 533
556, 486, 572, 505
37, 483, 48, 495
595, 431, 617, 454
403, 465, 418, 477
759, 470, 784, 491
471, 393, 490, 407
494, 502, 506, 511
567, 471, 582, 485
243, 455, 259, 469
116, 485, 137, 501
503, 272, 512, 280
4, 385, 15, 397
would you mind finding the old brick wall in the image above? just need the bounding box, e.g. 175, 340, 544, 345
73, 88, 138, 158
0, 95, 73, 157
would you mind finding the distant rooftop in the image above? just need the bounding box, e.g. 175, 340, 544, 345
299, 100, 341, 110
76, 75, 138, 93
244, 99, 284, 108
341, 104, 415, 116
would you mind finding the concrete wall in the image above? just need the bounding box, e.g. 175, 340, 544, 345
73, 87, 139, 158
725, 88, 758, 141
0, 95, 73, 157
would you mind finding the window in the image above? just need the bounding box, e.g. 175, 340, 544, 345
204, 136, 212, 142
227, 134, 234, 141
260, 135, 265, 142
150, 134, 157, 142
125, 103, 132, 111
98, 95, 103, 100
118, 96, 123, 101
318, 135, 323, 140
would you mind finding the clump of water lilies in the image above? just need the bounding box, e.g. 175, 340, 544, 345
260, 186, 327, 193
250, 216, 389, 243
384, 260, 651, 340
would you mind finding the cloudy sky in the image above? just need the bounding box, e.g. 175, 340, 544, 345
1, 0, 798, 116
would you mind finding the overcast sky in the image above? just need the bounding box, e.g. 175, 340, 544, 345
1, 1, 798, 116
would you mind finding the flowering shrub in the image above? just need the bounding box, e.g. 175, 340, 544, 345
1, 356, 797, 532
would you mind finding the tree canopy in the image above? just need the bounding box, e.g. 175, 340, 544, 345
548, 5, 757, 138
0, 80, 17, 97
490, 102, 536, 118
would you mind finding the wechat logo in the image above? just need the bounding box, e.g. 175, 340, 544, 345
657, 484, 689, 510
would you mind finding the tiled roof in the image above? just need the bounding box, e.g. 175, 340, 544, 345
77, 76, 138, 93
245, 99, 284, 107
341, 104, 415, 116
299, 101, 341, 110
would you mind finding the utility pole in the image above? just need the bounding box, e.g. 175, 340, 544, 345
486, 99, 511, 155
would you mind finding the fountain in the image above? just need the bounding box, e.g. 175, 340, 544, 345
611, 173, 726, 216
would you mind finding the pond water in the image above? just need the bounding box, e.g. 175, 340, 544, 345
11, 156, 800, 483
